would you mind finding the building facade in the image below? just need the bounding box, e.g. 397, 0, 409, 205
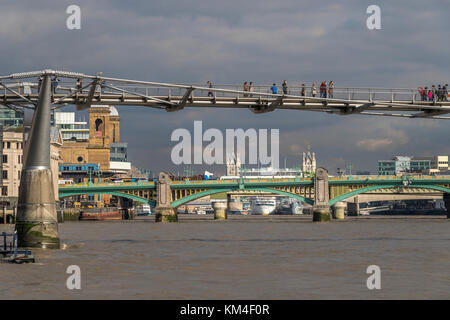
0, 128, 62, 208
59, 105, 130, 175
378, 155, 448, 175
54, 112, 89, 141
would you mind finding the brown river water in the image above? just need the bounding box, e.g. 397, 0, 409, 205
1, 215, 449, 299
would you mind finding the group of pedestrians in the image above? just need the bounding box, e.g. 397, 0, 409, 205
243, 81, 254, 97
419, 84, 448, 102
270, 80, 335, 98
37, 76, 61, 94
206, 80, 338, 99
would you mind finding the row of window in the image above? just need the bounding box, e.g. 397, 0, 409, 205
1, 154, 23, 164
2, 170, 21, 180
2, 141, 23, 150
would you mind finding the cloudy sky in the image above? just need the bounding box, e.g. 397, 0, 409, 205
1, 0, 449, 175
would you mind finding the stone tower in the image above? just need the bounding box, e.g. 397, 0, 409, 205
302, 145, 316, 174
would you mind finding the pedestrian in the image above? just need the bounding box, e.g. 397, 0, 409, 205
420, 87, 426, 101
320, 81, 327, 98
100, 79, 105, 94
37, 76, 42, 93
207, 81, 213, 97
328, 81, 334, 99
76, 78, 82, 93
431, 85, 436, 102
428, 88, 433, 102
282, 80, 288, 95
444, 84, 449, 101
271, 83, 277, 94
311, 82, 317, 97
243, 81, 248, 97
301, 84, 306, 97
249, 82, 254, 97
51, 76, 59, 94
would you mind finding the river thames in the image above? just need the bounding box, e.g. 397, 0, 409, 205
1, 216, 449, 299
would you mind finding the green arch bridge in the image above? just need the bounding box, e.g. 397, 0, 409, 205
59, 169, 450, 222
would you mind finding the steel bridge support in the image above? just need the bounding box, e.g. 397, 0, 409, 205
15, 75, 60, 248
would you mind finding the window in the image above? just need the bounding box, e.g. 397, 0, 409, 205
6, 142, 10, 149
18, 171, 21, 180
2, 155, 7, 163
2, 170, 8, 179
2, 186, 7, 196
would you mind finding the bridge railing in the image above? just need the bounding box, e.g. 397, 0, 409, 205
3, 78, 445, 104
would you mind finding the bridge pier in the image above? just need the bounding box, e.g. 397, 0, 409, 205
333, 202, 346, 220
213, 201, 227, 220
155, 172, 177, 222
444, 193, 450, 219
15, 75, 60, 249
312, 168, 331, 222
347, 197, 360, 216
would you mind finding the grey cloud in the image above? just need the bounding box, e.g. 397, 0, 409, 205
1, 0, 449, 174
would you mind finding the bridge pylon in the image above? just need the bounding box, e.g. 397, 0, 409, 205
155, 172, 177, 222
15, 74, 60, 248
313, 168, 331, 222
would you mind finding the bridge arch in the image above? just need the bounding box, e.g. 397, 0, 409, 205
59, 191, 156, 207
329, 184, 450, 206
170, 187, 314, 208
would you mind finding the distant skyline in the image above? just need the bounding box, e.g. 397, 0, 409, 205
2, 0, 450, 175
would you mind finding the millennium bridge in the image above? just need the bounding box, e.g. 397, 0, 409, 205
1, 69, 449, 249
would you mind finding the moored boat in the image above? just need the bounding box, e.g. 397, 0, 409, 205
79, 207, 122, 220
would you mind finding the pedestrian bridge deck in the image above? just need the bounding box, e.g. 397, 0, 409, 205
1, 70, 449, 119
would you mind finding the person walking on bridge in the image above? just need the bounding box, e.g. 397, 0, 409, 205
37, 76, 42, 93
207, 81, 213, 97
444, 84, 449, 101
320, 81, 327, 98
301, 84, 306, 97
249, 82, 254, 97
271, 83, 277, 94
311, 82, 317, 97
328, 81, 334, 99
428, 87, 433, 102
51, 76, 60, 95
76, 78, 82, 93
282, 80, 288, 95
243, 81, 249, 97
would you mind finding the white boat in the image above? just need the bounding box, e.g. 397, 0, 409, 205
250, 197, 277, 215
135, 204, 152, 216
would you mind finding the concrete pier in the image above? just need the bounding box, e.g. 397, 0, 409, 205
333, 201, 346, 220
444, 193, 450, 219
154, 172, 177, 222
213, 201, 227, 220
312, 168, 331, 222
15, 75, 60, 249
347, 196, 360, 216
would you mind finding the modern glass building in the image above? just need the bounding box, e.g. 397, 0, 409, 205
0, 107, 23, 129
378, 156, 432, 175
110, 142, 128, 162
